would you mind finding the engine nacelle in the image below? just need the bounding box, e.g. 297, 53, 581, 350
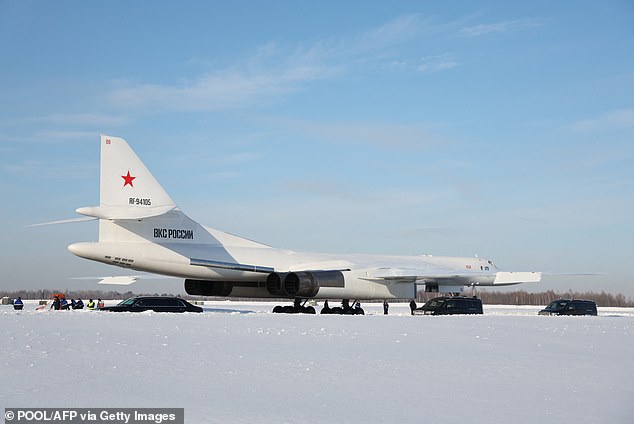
266, 272, 287, 296
267, 271, 346, 297
185, 279, 233, 296
284, 272, 319, 297
284, 270, 344, 298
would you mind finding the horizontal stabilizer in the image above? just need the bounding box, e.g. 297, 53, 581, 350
97, 276, 138, 285
26, 217, 97, 227
76, 205, 176, 220
71, 274, 177, 285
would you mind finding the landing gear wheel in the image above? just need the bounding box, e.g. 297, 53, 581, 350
319, 299, 364, 315
272, 299, 317, 314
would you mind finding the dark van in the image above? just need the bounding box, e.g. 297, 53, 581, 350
414, 296, 483, 315
538, 299, 597, 316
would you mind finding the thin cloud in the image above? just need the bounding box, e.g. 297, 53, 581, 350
460, 19, 544, 37
106, 14, 436, 113
210, 171, 242, 180
401, 227, 465, 237
3, 160, 94, 179
0, 131, 95, 145
261, 117, 454, 150
417, 55, 459, 73
218, 152, 260, 165
284, 179, 353, 199
569, 108, 634, 132
0, 113, 130, 129
41, 113, 130, 127
357, 14, 428, 50
383, 54, 458, 74
35, 130, 95, 141
296, 14, 428, 63
108, 66, 337, 112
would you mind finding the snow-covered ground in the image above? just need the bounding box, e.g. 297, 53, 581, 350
2, 301, 633, 423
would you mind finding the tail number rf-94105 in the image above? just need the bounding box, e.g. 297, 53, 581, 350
129, 197, 152, 206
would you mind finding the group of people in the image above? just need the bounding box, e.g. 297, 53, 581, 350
50, 296, 105, 310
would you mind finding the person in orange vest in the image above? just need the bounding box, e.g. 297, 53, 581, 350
97, 299, 105, 309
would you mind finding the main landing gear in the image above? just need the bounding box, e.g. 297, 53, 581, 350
320, 299, 365, 315
271, 299, 365, 315
272, 298, 316, 314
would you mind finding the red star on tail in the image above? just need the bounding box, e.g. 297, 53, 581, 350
122, 171, 136, 187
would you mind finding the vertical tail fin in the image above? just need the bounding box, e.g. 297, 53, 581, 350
76, 135, 177, 219
100, 134, 175, 208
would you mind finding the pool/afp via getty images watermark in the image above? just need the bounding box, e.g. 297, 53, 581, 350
3, 408, 184, 424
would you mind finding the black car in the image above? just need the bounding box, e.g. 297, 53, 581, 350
101, 296, 203, 313
538, 299, 597, 316
413, 296, 483, 315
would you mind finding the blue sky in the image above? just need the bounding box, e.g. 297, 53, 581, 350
1, 1, 633, 296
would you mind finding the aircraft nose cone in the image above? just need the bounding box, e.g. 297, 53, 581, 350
68, 242, 90, 258
68, 243, 78, 254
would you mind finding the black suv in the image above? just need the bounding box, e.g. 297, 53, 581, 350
101, 296, 203, 313
539, 299, 597, 316
414, 296, 483, 315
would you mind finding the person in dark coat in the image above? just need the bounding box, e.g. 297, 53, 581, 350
383, 300, 389, 315
75, 298, 84, 309
51, 296, 61, 310
409, 299, 417, 315
60, 297, 69, 310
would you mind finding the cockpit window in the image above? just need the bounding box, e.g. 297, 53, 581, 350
118, 298, 136, 306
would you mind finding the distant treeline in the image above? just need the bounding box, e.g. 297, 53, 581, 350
2, 288, 633, 308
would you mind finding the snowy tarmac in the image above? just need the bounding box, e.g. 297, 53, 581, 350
2, 301, 633, 423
